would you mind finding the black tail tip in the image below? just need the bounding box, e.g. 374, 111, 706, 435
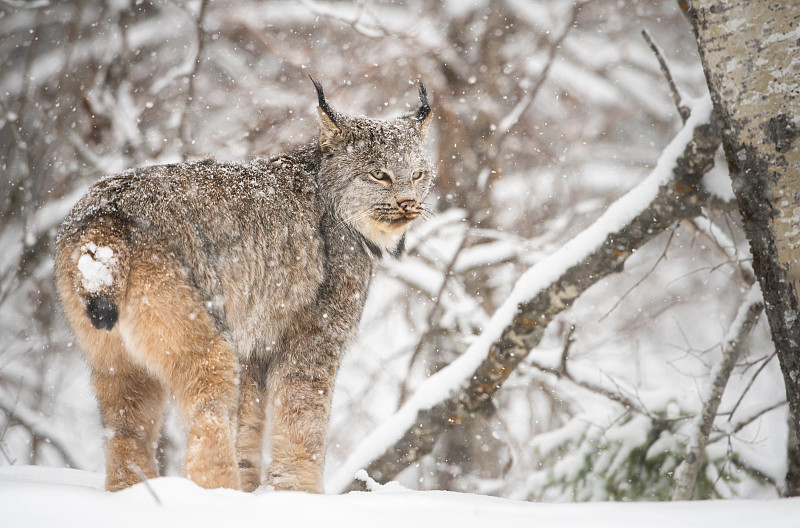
86, 296, 118, 330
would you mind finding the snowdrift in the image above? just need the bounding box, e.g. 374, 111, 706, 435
2, 465, 799, 528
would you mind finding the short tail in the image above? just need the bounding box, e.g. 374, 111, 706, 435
86, 295, 118, 330
56, 215, 130, 331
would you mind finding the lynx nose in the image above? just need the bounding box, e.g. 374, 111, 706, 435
397, 198, 417, 212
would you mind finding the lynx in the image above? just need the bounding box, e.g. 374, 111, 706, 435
55, 79, 433, 493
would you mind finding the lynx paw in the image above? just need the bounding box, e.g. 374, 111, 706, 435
184, 412, 240, 490
267, 463, 323, 493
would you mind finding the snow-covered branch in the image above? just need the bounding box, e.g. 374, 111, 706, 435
329, 95, 722, 493
298, 0, 386, 39
672, 285, 764, 500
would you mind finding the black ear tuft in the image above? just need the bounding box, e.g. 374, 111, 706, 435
415, 80, 431, 125
309, 75, 338, 127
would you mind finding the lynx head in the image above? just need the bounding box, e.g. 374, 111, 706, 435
311, 78, 434, 257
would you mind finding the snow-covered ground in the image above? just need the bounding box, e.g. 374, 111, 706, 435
2, 465, 799, 528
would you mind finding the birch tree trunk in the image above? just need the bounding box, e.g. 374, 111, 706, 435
686, 0, 800, 494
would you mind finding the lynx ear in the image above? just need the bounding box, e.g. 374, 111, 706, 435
310, 76, 341, 149
415, 80, 432, 137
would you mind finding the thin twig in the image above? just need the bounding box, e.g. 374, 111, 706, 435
709, 401, 787, 444
487, 1, 585, 169
683, 216, 756, 286
0, 378, 24, 464
600, 227, 676, 322
130, 465, 163, 506
642, 28, 690, 122
559, 324, 576, 374
290, 0, 471, 81
528, 358, 657, 422
730, 454, 779, 490
726, 351, 775, 422
299, 0, 385, 38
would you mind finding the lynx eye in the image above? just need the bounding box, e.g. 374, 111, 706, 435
370, 170, 392, 183
411, 170, 425, 182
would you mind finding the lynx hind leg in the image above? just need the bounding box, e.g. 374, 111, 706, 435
236, 359, 268, 492
120, 252, 240, 490
92, 356, 168, 492
56, 247, 167, 492
267, 359, 335, 494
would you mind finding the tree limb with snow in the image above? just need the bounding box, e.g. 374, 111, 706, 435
333, 96, 722, 492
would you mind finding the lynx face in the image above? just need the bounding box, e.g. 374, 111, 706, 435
313, 82, 434, 256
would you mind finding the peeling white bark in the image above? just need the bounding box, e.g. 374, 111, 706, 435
687, 0, 800, 494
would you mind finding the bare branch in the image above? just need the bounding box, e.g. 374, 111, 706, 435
709, 400, 786, 444
528, 357, 654, 421
672, 285, 764, 500
0, 0, 49, 7
726, 351, 776, 421
485, 1, 585, 177
559, 324, 576, 375
730, 453, 779, 490
0, 398, 82, 469
683, 216, 756, 286
299, 0, 386, 38
642, 28, 690, 123
599, 226, 676, 322
130, 465, 163, 506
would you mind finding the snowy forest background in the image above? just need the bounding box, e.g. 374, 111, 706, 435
0, 0, 788, 501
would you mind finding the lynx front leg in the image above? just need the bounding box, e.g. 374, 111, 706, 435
264, 213, 372, 494
267, 357, 336, 493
